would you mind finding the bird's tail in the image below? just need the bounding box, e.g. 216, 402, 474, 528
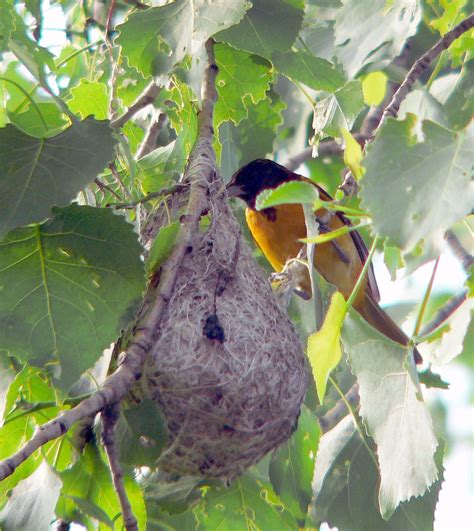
356, 294, 423, 364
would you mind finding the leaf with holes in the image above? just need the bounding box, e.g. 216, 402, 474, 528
0, 205, 145, 390
117, 0, 250, 77
0, 118, 116, 239
215, 43, 273, 127
201, 474, 297, 529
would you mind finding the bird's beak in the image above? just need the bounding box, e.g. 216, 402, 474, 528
226, 181, 243, 198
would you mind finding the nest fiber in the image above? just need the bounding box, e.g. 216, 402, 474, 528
143, 193, 308, 481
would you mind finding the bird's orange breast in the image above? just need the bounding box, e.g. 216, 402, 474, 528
245, 203, 366, 301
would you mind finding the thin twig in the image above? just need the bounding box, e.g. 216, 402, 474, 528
319, 383, 360, 433
102, 403, 138, 531
109, 183, 189, 209
339, 14, 474, 195
285, 134, 368, 172
376, 13, 474, 132
445, 230, 474, 273
109, 162, 133, 200
418, 291, 468, 338
0, 39, 219, 483
94, 178, 123, 202
136, 112, 167, 159
110, 82, 161, 129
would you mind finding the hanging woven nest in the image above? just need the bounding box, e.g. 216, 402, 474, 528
141, 181, 308, 482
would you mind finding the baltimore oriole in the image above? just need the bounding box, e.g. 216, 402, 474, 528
227, 158, 421, 363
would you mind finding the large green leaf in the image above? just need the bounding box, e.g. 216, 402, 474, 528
215, 0, 305, 60
269, 406, 320, 524
0, 205, 145, 390
200, 474, 298, 529
0, 118, 117, 239
334, 0, 421, 76
215, 43, 273, 127
117, 0, 249, 77
324, 439, 445, 531
273, 50, 345, 92
361, 118, 474, 252
342, 309, 438, 519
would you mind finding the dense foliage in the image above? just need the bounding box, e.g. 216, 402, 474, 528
0, 0, 472, 529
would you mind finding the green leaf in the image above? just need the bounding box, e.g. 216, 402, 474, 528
146, 222, 181, 277
0, 461, 62, 530
362, 71, 388, 106
117, 399, 169, 467
68, 80, 109, 120
312, 81, 364, 142
325, 439, 445, 531
256, 181, 319, 210
383, 243, 405, 281
8, 101, 69, 138
361, 118, 474, 252
117, 0, 250, 77
272, 50, 345, 92
145, 475, 203, 515
0, 205, 145, 390
215, 0, 305, 60
342, 309, 438, 519
218, 91, 286, 178
215, 43, 273, 127
57, 442, 146, 530
307, 292, 347, 403
269, 405, 320, 524
0, 355, 15, 420
0, 0, 15, 54
417, 368, 449, 390
341, 127, 364, 180
334, 0, 421, 77
0, 118, 117, 238
201, 474, 298, 529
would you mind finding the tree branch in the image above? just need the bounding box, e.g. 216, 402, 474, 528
419, 291, 468, 338
110, 82, 160, 129
102, 403, 138, 531
445, 229, 474, 273
376, 13, 474, 133
0, 39, 219, 483
136, 112, 167, 159
285, 134, 368, 172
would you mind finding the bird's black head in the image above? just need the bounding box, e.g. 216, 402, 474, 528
226, 159, 299, 208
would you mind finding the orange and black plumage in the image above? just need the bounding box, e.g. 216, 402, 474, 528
227, 158, 421, 363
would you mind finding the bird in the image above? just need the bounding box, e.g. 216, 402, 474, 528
226, 158, 421, 364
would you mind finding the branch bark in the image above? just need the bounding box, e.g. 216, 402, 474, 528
376, 13, 474, 133
102, 403, 138, 531
110, 81, 160, 129
0, 39, 219, 483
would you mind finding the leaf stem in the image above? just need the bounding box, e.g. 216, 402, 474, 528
346, 236, 378, 309
328, 375, 378, 467
413, 257, 440, 336
0, 77, 49, 133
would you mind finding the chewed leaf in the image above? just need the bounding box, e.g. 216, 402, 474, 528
342, 309, 438, 519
